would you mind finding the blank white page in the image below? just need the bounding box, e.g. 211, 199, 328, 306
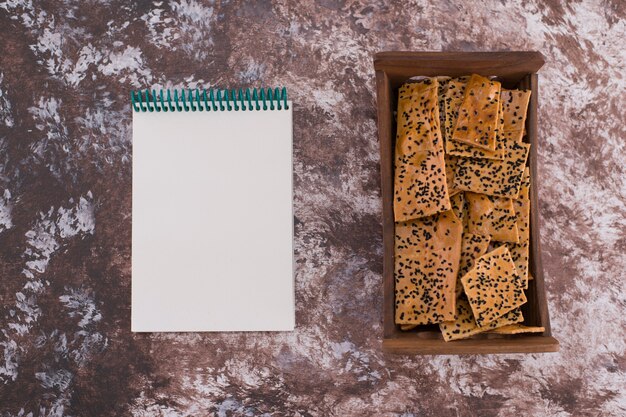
132, 104, 294, 332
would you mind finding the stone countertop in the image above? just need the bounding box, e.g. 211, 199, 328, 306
0, 1, 624, 416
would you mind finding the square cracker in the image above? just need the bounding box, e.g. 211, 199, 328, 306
394, 150, 451, 221
394, 79, 451, 221
489, 324, 544, 334
395, 210, 462, 324
461, 246, 527, 327
450, 74, 501, 151
439, 294, 523, 341
466, 192, 520, 243
453, 138, 530, 198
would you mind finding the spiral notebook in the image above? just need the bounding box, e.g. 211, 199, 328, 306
131, 88, 294, 332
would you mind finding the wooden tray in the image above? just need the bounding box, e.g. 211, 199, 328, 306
374, 51, 559, 355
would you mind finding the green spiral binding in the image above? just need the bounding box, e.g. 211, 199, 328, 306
151, 89, 159, 112
245, 88, 252, 110
195, 89, 203, 111
159, 90, 167, 112
202, 89, 209, 111
131, 87, 289, 112
231, 90, 238, 111
173, 90, 182, 111
237, 89, 245, 110
143, 90, 153, 112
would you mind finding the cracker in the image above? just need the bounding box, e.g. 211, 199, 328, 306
446, 86, 505, 160
455, 233, 491, 297
497, 89, 531, 144
394, 150, 451, 221
496, 170, 531, 285
489, 324, 544, 335
461, 246, 527, 327
453, 139, 530, 198
466, 192, 520, 243
439, 294, 523, 341
400, 324, 417, 331
442, 80, 466, 145
396, 80, 439, 152
450, 74, 501, 151
395, 210, 462, 324
501, 89, 531, 131
496, 191, 531, 287
394, 79, 451, 221
441, 77, 471, 145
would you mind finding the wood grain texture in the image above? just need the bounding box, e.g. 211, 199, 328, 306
375, 51, 558, 354
376, 70, 396, 340
383, 335, 559, 355
374, 51, 545, 85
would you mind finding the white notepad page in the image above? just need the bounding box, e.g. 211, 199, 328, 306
132, 104, 294, 332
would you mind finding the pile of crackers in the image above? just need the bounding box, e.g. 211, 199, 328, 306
394, 74, 544, 341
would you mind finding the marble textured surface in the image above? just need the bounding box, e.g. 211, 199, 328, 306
0, 1, 625, 416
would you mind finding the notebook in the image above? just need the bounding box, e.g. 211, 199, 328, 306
131, 88, 294, 332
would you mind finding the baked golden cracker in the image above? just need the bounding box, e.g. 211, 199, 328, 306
496, 177, 531, 286
395, 210, 462, 324
441, 77, 470, 145
450, 74, 501, 151
489, 324, 544, 335
501, 89, 531, 132
461, 246, 527, 327
446, 84, 505, 159
394, 79, 451, 221
440, 294, 523, 341
453, 139, 530, 198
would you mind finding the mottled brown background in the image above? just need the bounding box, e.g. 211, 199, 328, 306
0, 1, 625, 416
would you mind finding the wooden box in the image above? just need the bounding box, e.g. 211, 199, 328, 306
374, 51, 559, 354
